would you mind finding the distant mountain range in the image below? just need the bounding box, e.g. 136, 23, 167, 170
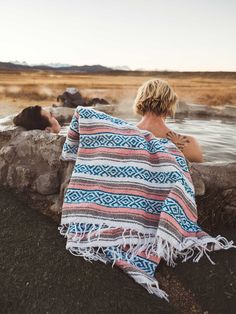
1, 61, 235, 76
0, 61, 131, 73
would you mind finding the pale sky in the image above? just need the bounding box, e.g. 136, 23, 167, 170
0, 0, 235, 71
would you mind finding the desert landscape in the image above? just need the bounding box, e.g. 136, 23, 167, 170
0, 70, 236, 116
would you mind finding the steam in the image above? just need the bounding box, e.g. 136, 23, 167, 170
37, 86, 53, 96
7, 86, 22, 93
0, 86, 5, 93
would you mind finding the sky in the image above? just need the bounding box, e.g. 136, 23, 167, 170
0, 0, 236, 71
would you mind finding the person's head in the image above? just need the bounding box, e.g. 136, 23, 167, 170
133, 78, 178, 118
13, 105, 61, 133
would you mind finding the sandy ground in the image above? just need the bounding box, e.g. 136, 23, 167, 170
1, 186, 236, 314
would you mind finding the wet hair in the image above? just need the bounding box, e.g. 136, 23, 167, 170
133, 78, 178, 117
13, 105, 51, 130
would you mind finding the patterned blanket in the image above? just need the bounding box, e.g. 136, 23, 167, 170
59, 106, 234, 300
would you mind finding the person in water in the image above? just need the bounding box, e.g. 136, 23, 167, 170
13, 79, 203, 163
134, 79, 203, 163
13, 105, 61, 133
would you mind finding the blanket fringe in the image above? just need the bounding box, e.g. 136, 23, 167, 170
58, 222, 235, 268
129, 272, 169, 301
58, 222, 235, 301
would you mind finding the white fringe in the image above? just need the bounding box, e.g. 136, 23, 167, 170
58, 222, 235, 266
129, 272, 169, 301
58, 222, 235, 300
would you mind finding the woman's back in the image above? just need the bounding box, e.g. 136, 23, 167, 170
137, 121, 203, 163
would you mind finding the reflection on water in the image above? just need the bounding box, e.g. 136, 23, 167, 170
165, 117, 236, 162
61, 114, 236, 162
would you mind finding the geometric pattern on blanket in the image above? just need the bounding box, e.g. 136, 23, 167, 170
59, 106, 234, 301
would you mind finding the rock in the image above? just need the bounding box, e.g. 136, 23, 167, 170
188, 104, 210, 115
56, 88, 111, 109
190, 168, 205, 196
93, 104, 115, 114
192, 161, 236, 191
0, 122, 235, 227
176, 101, 190, 115
175, 102, 235, 118
57, 89, 86, 108
190, 162, 236, 227
34, 172, 60, 195
204, 105, 223, 116
223, 105, 236, 118
0, 114, 15, 126
0, 126, 65, 219
87, 98, 109, 106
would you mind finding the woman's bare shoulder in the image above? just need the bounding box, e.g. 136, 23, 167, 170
166, 131, 203, 163
166, 130, 191, 151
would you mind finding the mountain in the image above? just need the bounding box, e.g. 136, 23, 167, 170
10, 60, 29, 66
0, 61, 114, 73
112, 65, 131, 71
36, 63, 72, 68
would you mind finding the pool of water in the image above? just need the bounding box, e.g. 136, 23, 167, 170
165, 117, 236, 162
60, 114, 236, 162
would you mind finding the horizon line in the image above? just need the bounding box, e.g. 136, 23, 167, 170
1, 60, 236, 73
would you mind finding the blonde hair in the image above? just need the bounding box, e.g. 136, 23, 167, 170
133, 78, 178, 117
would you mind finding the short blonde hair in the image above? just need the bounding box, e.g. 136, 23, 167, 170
133, 78, 178, 117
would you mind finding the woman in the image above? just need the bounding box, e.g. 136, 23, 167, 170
59, 99, 234, 301
134, 79, 203, 163
13, 105, 61, 133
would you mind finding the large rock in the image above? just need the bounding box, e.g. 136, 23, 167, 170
176, 102, 236, 118
223, 105, 236, 118
0, 125, 66, 219
87, 98, 109, 106
57, 89, 86, 107
191, 162, 236, 227
0, 123, 235, 227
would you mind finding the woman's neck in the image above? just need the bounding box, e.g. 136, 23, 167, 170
136, 112, 171, 137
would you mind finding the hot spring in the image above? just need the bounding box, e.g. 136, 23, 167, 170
60, 113, 236, 163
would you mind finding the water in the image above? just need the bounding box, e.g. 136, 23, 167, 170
60, 114, 236, 163
165, 117, 236, 162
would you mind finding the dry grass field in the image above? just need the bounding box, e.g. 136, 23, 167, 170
0, 71, 236, 116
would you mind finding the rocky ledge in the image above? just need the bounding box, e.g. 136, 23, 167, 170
0, 121, 235, 228
177, 102, 236, 118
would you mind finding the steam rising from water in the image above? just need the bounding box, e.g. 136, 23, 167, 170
0, 86, 5, 93
7, 86, 22, 93
37, 86, 53, 96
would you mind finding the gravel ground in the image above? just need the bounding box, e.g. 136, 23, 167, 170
1, 186, 235, 314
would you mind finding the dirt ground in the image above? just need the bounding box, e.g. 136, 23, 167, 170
1, 186, 236, 314
0, 71, 236, 116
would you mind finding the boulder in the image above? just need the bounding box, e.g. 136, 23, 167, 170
176, 101, 190, 115
87, 98, 109, 106
176, 101, 236, 118
223, 105, 236, 118
56, 88, 111, 109
190, 162, 236, 227
57, 88, 86, 108
0, 122, 235, 227
0, 126, 65, 219
93, 104, 115, 115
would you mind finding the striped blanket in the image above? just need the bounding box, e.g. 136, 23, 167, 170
59, 106, 234, 300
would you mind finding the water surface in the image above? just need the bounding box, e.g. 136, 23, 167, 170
60, 114, 236, 162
